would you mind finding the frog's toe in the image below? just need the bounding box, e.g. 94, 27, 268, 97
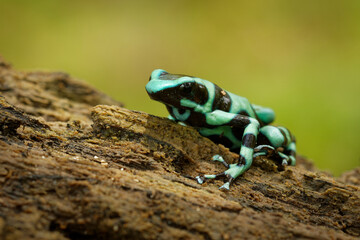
281, 155, 296, 166
254, 145, 275, 153
282, 159, 288, 166
253, 151, 267, 158
278, 152, 290, 166
219, 182, 230, 191
212, 155, 229, 168
219, 176, 235, 190
253, 145, 277, 158
195, 176, 205, 184
195, 174, 217, 184
289, 156, 296, 166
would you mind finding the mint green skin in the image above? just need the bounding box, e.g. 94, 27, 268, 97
146, 69, 296, 190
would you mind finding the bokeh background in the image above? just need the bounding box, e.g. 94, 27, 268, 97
1, 0, 359, 175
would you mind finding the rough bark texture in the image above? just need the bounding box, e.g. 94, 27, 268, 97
0, 55, 359, 240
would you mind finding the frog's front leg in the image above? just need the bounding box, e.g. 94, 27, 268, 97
168, 113, 187, 126
196, 110, 260, 190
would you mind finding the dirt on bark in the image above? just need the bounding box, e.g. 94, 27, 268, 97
0, 55, 359, 240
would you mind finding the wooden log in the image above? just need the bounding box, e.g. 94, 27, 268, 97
0, 56, 359, 239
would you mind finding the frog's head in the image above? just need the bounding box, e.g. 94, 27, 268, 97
146, 69, 208, 109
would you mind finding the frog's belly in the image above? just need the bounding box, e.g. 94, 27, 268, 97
199, 126, 244, 151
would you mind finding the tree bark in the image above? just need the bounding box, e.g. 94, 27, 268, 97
0, 56, 359, 240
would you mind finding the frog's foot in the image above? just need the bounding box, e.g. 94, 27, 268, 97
195, 173, 234, 190
195, 172, 225, 185
277, 152, 297, 166
195, 163, 246, 190
254, 145, 294, 166
195, 155, 230, 187
253, 145, 277, 158
219, 177, 235, 190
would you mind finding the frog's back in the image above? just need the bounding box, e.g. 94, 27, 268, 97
225, 91, 256, 117
207, 81, 256, 118
196, 79, 273, 125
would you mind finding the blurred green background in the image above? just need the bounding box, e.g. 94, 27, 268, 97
0, 0, 359, 175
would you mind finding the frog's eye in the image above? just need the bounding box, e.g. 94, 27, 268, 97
149, 70, 168, 81
179, 82, 193, 93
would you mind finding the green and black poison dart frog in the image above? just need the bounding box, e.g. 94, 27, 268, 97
146, 69, 296, 190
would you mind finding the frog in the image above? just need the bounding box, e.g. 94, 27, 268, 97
145, 69, 296, 190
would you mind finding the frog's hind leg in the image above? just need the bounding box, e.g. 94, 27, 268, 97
258, 126, 296, 166
253, 145, 288, 166
252, 104, 275, 125
253, 145, 276, 158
